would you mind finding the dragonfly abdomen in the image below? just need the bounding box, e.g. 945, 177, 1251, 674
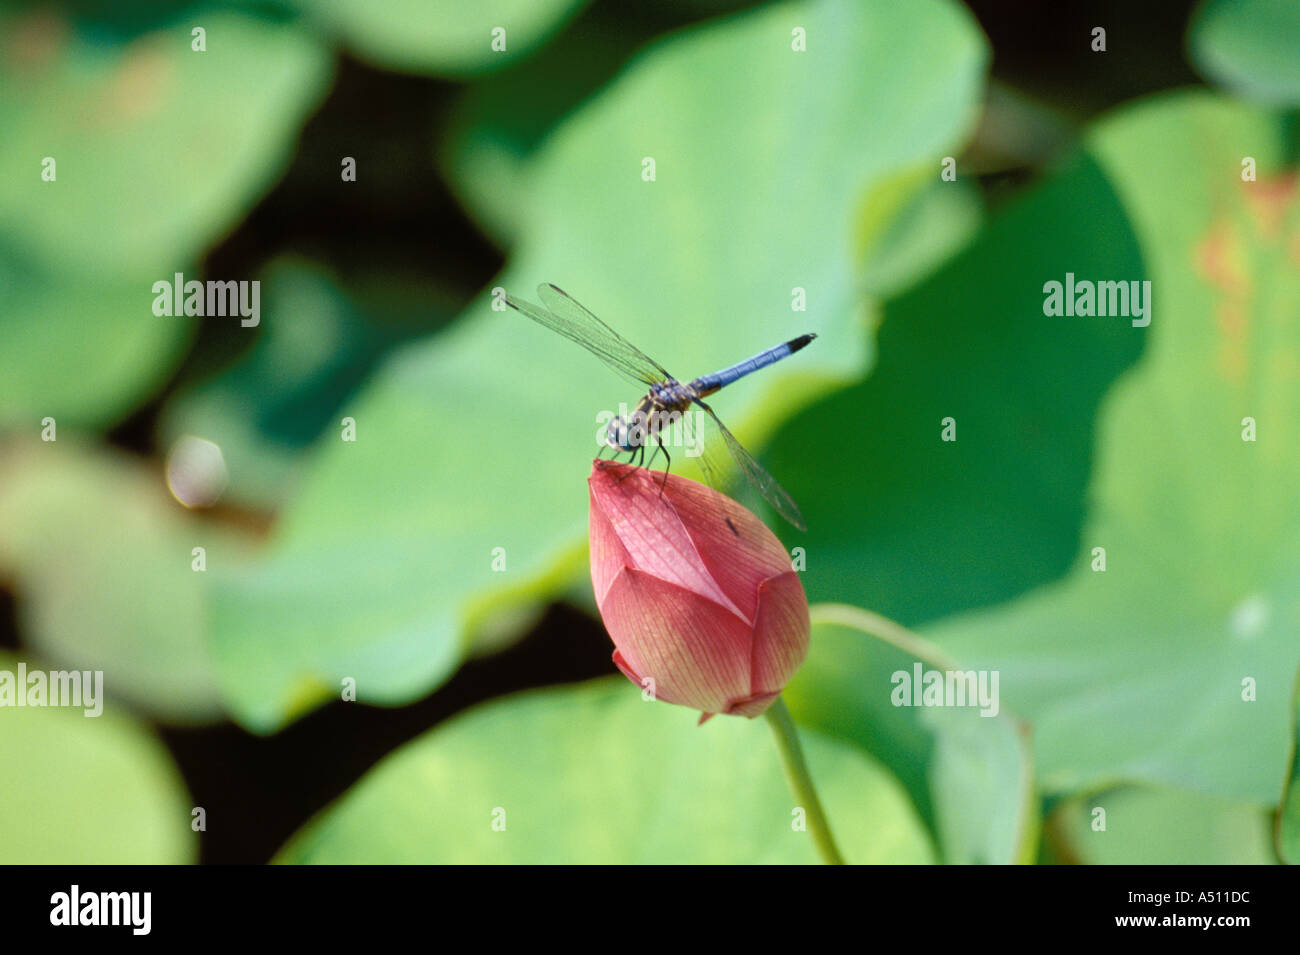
692, 333, 817, 395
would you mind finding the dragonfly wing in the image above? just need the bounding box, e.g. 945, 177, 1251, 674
503, 283, 671, 387
690, 400, 806, 532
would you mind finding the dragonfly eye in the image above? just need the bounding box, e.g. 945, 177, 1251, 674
606, 417, 630, 451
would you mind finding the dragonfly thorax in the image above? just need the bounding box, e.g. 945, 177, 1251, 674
605, 387, 693, 452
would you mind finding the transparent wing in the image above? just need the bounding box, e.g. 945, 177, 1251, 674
688, 399, 806, 532
503, 283, 672, 387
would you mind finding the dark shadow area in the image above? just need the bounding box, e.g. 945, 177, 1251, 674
0, 590, 19, 651
967, 0, 1203, 114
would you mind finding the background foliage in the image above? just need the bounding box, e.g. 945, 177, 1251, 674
0, 0, 1296, 863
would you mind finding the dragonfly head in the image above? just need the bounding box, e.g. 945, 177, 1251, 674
605, 413, 646, 453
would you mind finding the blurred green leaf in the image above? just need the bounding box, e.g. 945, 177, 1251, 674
0, 243, 194, 429
0, 440, 251, 723
158, 259, 441, 509
0, 8, 332, 279
211, 0, 989, 731
275, 678, 935, 863
441, 14, 642, 246
926, 93, 1300, 803
292, 0, 591, 77
858, 175, 983, 299
769, 150, 1145, 626
0, 652, 196, 863
785, 605, 1036, 864
1049, 785, 1276, 864
1189, 0, 1300, 106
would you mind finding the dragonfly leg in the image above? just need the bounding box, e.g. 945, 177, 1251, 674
614, 443, 643, 484
656, 438, 671, 499
594, 442, 620, 474
639, 433, 671, 499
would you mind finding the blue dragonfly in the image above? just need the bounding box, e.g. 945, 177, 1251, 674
505, 283, 816, 531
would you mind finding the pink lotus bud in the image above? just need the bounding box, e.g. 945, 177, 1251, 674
588, 461, 809, 721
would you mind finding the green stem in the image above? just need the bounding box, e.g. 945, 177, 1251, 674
765, 696, 846, 864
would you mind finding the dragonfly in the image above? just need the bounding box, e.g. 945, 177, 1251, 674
504, 283, 816, 531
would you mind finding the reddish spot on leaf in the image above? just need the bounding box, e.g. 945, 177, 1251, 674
6, 10, 67, 75
1241, 172, 1298, 239
1195, 220, 1247, 294
1194, 220, 1251, 385
92, 38, 174, 127
1196, 173, 1300, 387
